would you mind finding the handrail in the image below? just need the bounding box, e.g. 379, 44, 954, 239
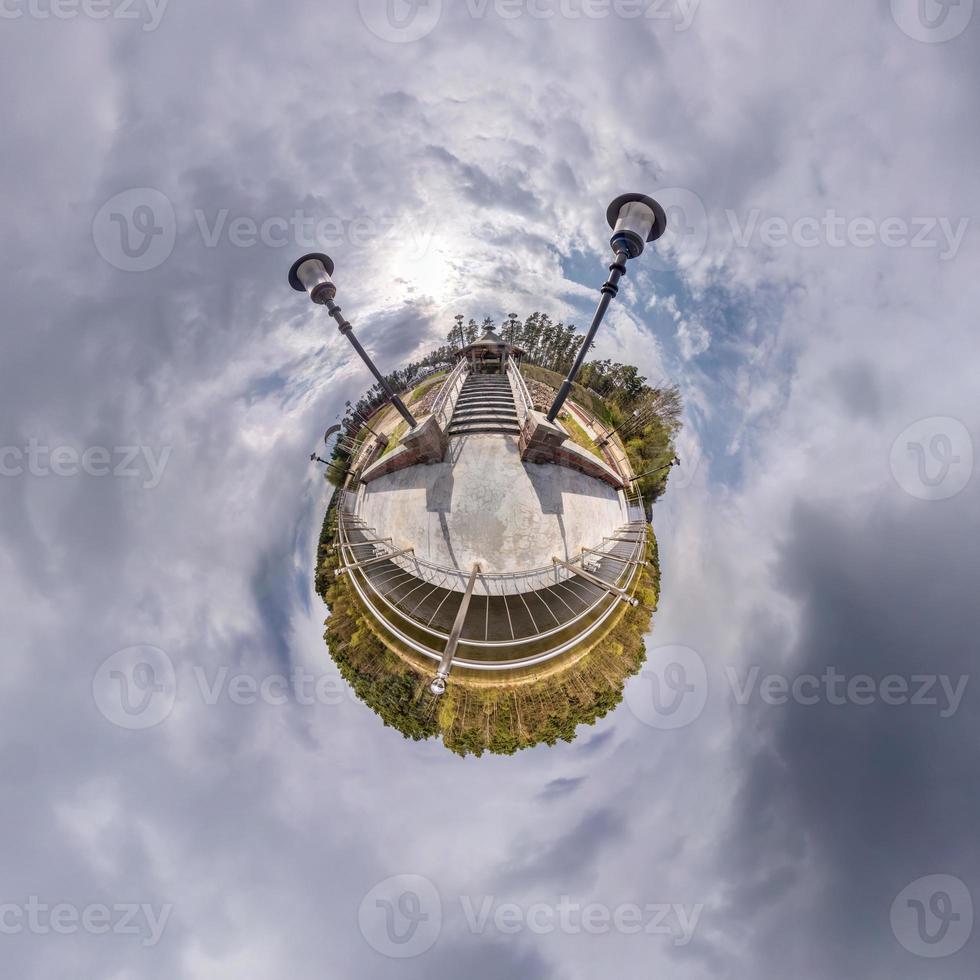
335, 511, 645, 649
338, 514, 577, 596
335, 517, 646, 669
507, 358, 535, 424
429, 358, 470, 429
336, 486, 643, 597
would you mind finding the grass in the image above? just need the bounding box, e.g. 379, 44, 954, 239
316, 498, 661, 757
519, 364, 616, 424
407, 372, 447, 406
379, 419, 410, 457
559, 412, 603, 459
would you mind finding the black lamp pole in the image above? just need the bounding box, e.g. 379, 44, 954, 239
290, 253, 418, 429
546, 194, 667, 423
598, 410, 641, 448
310, 452, 347, 475
347, 410, 382, 440
629, 458, 678, 483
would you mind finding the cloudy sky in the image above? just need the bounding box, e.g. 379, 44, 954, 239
2, 0, 979, 976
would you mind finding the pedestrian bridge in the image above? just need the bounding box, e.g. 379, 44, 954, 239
333, 483, 648, 680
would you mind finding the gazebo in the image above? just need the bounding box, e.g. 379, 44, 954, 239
456, 328, 525, 374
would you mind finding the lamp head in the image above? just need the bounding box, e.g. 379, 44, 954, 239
288, 253, 336, 304
606, 193, 667, 259
429, 677, 447, 696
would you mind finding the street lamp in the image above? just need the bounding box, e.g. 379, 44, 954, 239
289, 253, 418, 429
310, 451, 347, 475
628, 456, 679, 483
598, 409, 640, 448
546, 193, 666, 423
344, 403, 384, 440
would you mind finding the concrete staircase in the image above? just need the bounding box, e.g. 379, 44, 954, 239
448, 373, 521, 436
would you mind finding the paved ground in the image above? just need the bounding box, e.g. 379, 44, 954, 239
356, 434, 629, 573
341, 523, 641, 651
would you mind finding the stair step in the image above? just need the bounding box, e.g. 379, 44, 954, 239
456, 395, 514, 405
455, 398, 516, 408
454, 403, 518, 412
449, 373, 521, 438
448, 423, 521, 435
451, 415, 518, 426
454, 403, 518, 413
452, 408, 518, 418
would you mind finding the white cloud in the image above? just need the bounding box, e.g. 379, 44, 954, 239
2, 2, 979, 978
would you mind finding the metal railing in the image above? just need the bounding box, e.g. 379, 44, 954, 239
507, 358, 535, 425
332, 487, 649, 667
335, 515, 646, 670
623, 481, 646, 524
336, 491, 580, 597
429, 358, 470, 429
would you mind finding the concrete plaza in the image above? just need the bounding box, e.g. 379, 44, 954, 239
356, 433, 628, 574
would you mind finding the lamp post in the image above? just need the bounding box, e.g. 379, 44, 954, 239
344, 405, 383, 441
628, 456, 679, 483
310, 452, 347, 475
546, 194, 667, 423
289, 253, 418, 429
598, 409, 641, 448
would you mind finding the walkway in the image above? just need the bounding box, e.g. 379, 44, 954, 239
356, 434, 629, 574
